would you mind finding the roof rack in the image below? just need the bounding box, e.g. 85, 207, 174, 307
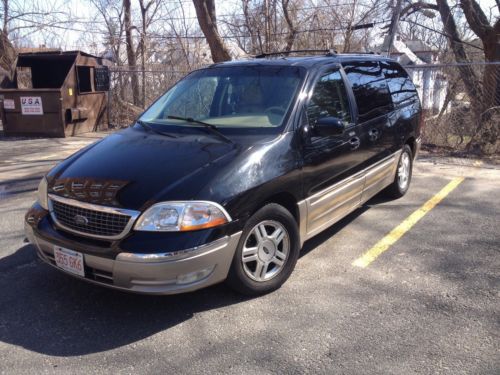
254, 49, 337, 59
345, 51, 377, 54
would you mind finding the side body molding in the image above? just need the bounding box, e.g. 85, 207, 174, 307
297, 151, 401, 247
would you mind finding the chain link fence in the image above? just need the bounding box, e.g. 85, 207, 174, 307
405, 62, 500, 155
108, 61, 500, 155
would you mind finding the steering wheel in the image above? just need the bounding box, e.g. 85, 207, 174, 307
265, 106, 286, 116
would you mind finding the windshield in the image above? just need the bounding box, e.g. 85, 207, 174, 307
140, 65, 305, 129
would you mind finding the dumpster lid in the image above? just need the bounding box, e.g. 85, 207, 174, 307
18, 50, 102, 59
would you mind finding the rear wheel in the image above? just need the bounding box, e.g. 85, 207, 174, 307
226, 203, 300, 296
385, 144, 413, 199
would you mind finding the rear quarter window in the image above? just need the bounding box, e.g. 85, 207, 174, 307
343, 61, 393, 122
380, 61, 419, 106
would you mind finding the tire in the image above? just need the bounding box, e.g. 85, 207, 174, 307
226, 203, 300, 296
385, 144, 413, 199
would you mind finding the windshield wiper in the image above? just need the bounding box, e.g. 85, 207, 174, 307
136, 119, 176, 138
167, 115, 233, 144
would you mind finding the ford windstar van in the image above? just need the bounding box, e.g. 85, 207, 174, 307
25, 51, 422, 295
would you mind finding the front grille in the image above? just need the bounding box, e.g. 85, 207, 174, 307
51, 199, 131, 238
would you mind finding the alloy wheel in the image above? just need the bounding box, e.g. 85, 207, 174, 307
398, 151, 411, 190
241, 220, 290, 282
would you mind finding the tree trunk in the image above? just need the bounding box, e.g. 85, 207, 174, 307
482, 37, 500, 107
264, 0, 270, 51
459, 0, 500, 107
138, 0, 156, 108
192, 0, 231, 62
436, 81, 457, 121
140, 5, 147, 108
281, 0, 297, 52
123, 0, 140, 106
343, 0, 357, 53
435, 0, 483, 110
0, 30, 16, 86
242, 0, 258, 54
2, 0, 8, 36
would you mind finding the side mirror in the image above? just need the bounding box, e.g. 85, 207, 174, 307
313, 116, 345, 136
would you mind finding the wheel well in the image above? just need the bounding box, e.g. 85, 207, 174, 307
260, 192, 299, 224
405, 137, 416, 157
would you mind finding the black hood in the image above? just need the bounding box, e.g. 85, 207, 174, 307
47, 127, 251, 210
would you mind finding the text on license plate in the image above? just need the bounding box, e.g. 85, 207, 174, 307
53, 246, 85, 277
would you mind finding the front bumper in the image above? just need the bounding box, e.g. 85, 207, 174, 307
26, 222, 242, 295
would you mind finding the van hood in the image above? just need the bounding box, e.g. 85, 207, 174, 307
47, 127, 270, 210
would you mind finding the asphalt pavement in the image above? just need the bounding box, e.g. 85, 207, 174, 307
0, 134, 498, 374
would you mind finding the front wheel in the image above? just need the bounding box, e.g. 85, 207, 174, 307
385, 144, 413, 199
226, 203, 300, 296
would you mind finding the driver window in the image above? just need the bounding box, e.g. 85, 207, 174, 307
307, 69, 351, 126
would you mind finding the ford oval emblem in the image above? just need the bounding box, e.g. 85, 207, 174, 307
74, 214, 89, 226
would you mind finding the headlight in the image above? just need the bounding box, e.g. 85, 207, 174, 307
134, 201, 231, 232
37, 177, 49, 210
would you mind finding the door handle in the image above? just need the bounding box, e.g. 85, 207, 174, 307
368, 128, 380, 141
349, 136, 360, 150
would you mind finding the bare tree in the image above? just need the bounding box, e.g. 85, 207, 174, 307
91, 0, 126, 101
91, 0, 125, 63
192, 0, 231, 62
1, 0, 16, 84
282, 0, 297, 51
137, 0, 161, 106
123, 0, 140, 106
401, 1, 499, 102
400, 0, 499, 151
2, 0, 8, 35
0, 30, 16, 84
1, 0, 76, 47
222, 0, 386, 55
160, 1, 198, 70
459, 0, 500, 106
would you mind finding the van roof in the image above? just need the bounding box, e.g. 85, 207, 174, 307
209, 53, 395, 69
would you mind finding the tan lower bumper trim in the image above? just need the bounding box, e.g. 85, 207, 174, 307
26, 222, 242, 295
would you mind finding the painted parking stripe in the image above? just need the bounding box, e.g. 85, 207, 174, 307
352, 177, 465, 268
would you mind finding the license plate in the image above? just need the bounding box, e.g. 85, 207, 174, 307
53, 246, 85, 277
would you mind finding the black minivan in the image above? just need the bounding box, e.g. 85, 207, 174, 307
25, 52, 422, 295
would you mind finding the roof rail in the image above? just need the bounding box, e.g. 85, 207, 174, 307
254, 49, 337, 58
340, 51, 379, 55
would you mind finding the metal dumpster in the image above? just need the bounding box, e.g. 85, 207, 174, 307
0, 50, 111, 137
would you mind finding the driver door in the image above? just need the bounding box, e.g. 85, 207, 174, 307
301, 66, 366, 238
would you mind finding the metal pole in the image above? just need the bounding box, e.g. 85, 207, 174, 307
385, 0, 403, 57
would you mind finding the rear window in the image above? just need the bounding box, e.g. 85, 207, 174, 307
380, 61, 419, 106
343, 61, 393, 122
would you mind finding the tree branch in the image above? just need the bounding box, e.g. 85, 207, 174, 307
459, 0, 493, 39
401, 1, 438, 18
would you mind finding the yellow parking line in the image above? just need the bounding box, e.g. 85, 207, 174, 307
352, 177, 465, 268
